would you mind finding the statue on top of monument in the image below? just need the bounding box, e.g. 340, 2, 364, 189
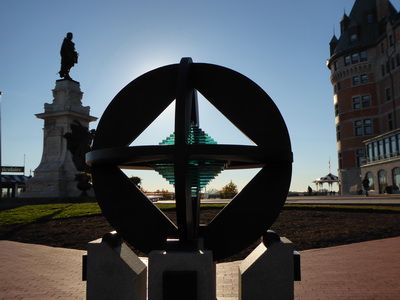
59, 32, 78, 80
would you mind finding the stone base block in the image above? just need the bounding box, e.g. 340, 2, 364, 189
239, 238, 294, 300
148, 250, 216, 300
86, 239, 147, 300
22, 177, 80, 198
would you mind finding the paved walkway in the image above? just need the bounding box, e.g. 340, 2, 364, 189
1, 237, 399, 299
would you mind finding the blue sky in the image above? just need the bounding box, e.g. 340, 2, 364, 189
2, 0, 400, 193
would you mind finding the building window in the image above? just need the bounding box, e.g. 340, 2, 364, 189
397, 134, 400, 154
382, 65, 385, 76
370, 133, 400, 162
386, 87, 392, 101
338, 152, 342, 169
384, 138, 390, 158
378, 170, 387, 194
353, 97, 361, 109
366, 172, 374, 190
336, 125, 341, 141
360, 74, 368, 84
360, 51, 367, 62
353, 95, 371, 109
378, 140, 384, 159
355, 120, 363, 136
373, 141, 379, 160
352, 53, 359, 63
344, 51, 367, 66
381, 43, 385, 54
351, 34, 358, 43
367, 143, 374, 163
352, 76, 359, 85
361, 95, 371, 108
335, 103, 339, 116
337, 82, 341, 91
367, 13, 374, 23
393, 168, 400, 189
392, 57, 396, 70
391, 135, 397, 156
389, 35, 394, 47
355, 119, 372, 136
364, 119, 372, 135
388, 113, 394, 131
386, 61, 390, 73
356, 149, 365, 167
334, 60, 339, 71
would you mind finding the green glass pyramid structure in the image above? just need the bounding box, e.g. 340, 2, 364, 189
151, 125, 225, 196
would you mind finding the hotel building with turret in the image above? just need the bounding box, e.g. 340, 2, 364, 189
327, 0, 400, 194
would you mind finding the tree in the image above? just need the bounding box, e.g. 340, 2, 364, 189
129, 176, 142, 188
220, 180, 238, 199
206, 188, 220, 194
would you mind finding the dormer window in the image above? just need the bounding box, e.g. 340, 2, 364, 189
366, 9, 375, 24
348, 25, 359, 43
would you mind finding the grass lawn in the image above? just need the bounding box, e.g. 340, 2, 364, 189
0, 202, 399, 226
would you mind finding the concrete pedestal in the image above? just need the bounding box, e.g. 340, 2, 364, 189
22, 79, 97, 198
239, 238, 294, 300
86, 238, 147, 300
148, 250, 216, 300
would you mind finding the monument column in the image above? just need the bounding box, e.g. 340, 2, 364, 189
22, 79, 97, 198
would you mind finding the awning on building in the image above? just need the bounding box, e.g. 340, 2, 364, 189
1, 175, 30, 183
1, 175, 30, 198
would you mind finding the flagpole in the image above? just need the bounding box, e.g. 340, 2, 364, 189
328, 158, 331, 174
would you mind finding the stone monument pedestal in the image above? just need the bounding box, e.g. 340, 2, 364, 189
22, 80, 97, 198
85, 235, 147, 300
239, 237, 296, 300
148, 249, 216, 300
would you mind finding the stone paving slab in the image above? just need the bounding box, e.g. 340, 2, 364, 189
294, 237, 400, 300
0, 241, 86, 300
1, 237, 400, 299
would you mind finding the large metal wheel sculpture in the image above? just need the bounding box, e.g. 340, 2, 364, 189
86, 58, 292, 261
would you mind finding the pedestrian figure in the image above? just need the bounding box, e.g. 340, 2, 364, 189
362, 176, 370, 197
